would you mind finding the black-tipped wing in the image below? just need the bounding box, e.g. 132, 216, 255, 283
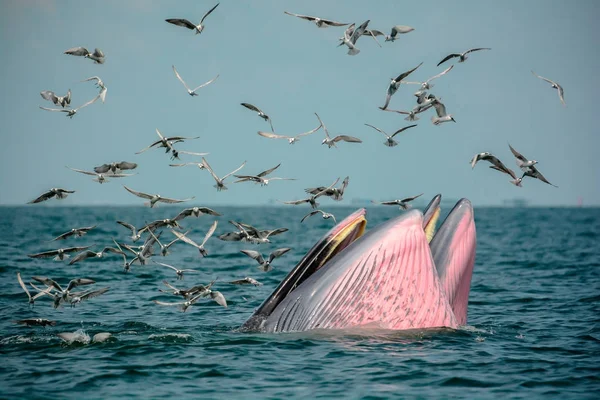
390, 124, 418, 138
165, 18, 197, 30
395, 62, 423, 82
437, 54, 460, 67
200, 3, 220, 24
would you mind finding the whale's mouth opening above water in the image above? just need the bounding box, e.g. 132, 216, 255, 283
241, 194, 476, 333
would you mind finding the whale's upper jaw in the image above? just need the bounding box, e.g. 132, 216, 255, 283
240, 209, 367, 332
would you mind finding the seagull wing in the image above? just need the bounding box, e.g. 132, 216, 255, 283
93, 164, 111, 174
40, 90, 57, 102
301, 210, 320, 223
222, 161, 247, 180
241, 102, 261, 113
79, 287, 109, 302
464, 47, 491, 55
64, 46, 89, 56
74, 94, 100, 111
322, 18, 349, 27
395, 62, 423, 82
350, 20, 369, 44
67, 167, 97, 176
191, 74, 219, 92
437, 54, 460, 67
28, 190, 56, 204
281, 198, 309, 205
379, 200, 400, 206
240, 250, 265, 265
201, 157, 221, 183
116, 220, 136, 233
200, 221, 218, 247
154, 261, 179, 272
200, 2, 220, 23
314, 113, 330, 140
17, 272, 31, 301
158, 196, 195, 204
295, 123, 323, 138
171, 230, 200, 249
165, 18, 197, 30
390, 124, 417, 138
557, 84, 566, 106
258, 131, 291, 139
508, 143, 528, 162
400, 193, 424, 203
364, 124, 388, 138
123, 186, 153, 200
284, 11, 316, 22
66, 278, 96, 292
172, 65, 191, 91
258, 163, 281, 177
39, 106, 67, 113
489, 165, 518, 180
68, 250, 97, 265
426, 65, 454, 83
269, 248, 291, 263
333, 135, 362, 143
432, 101, 448, 118
154, 300, 185, 307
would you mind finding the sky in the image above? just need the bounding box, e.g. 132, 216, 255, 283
1, 0, 599, 206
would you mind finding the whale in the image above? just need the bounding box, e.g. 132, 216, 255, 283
241, 195, 476, 333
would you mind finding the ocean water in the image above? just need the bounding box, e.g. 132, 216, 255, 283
0, 205, 599, 399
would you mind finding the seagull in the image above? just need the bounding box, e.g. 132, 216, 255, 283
173, 207, 221, 222
373, 193, 424, 210
40, 89, 71, 108
431, 99, 456, 125
284, 11, 349, 28
170, 149, 210, 161
67, 166, 135, 184
508, 144, 539, 171
383, 25, 415, 41
234, 163, 296, 186
94, 161, 137, 174
379, 106, 429, 122
169, 161, 205, 169
305, 176, 349, 201
172, 65, 219, 97
229, 277, 263, 286
69, 287, 109, 307
32, 277, 96, 302
171, 221, 218, 257
364, 123, 417, 147
315, 113, 362, 148
437, 48, 491, 67
508, 144, 557, 187
531, 71, 565, 106
146, 228, 184, 257
120, 233, 160, 267
28, 188, 75, 204
340, 20, 369, 56
49, 225, 96, 241
381, 62, 423, 110
201, 157, 246, 191
241, 103, 274, 131
116, 221, 142, 242
154, 289, 224, 312
39, 94, 100, 118
68, 246, 127, 265
257, 122, 322, 144
136, 128, 199, 155
123, 186, 195, 208
139, 218, 184, 234
402, 65, 454, 91
159, 280, 212, 299
470, 152, 520, 185
301, 209, 337, 224
519, 166, 558, 188
240, 248, 291, 272
17, 272, 52, 307
15, 319, 56, 327
64, 47, 105, 64
154, 261, 198, 280
82, 76, 107, 103
280, 178, 339, 209
237, 223, 289, 244
165, 3, 220, 35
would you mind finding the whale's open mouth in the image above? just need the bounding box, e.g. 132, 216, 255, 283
241, 195, 476, 333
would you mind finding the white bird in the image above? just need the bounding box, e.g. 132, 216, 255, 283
147, 228, 184, 257
373, 194, 424, 210
172, 65, 219, 96
315, 113, 362, 148
240, 248, 291, 272
28, 188, 75, 204
381, 62, 423, 110
430, 99, 456, 125
40, 89, 71, 108
234, 163, 295, 186
82, 76, 107, 103
39, 94, 100, 118
531, 70, 566, 106
28, 246, 92, 261
241, 103, 274, 131
123, 186, 195, 208
257, 122, 322, 144
284, 11, 349, 28
340, 20, 370, 56
437, 48, 491, 66
94, 161, 137, 174
201, 157, 246, 191
364, 123, 417, 147
174, 207, 221, 222
68, 246, 126, 265
64, 47, 105, 64
17, 272, 52, 307
171, 221, 218, 257
280, 178, 339, 209
229, 277, 263, 286
301, 209, 337, 224
154, 261, 198, 280
384, 25, 415, 41
305, 176, 349, 201
136, 128, 199, 155
165, 3, 220, 35
49, 225, 97, 241
67, 166, 135, 184
402, 65, 454, 91
116, 221, 142, 242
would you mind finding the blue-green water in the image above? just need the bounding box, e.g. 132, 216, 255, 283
1, 206, 599, 399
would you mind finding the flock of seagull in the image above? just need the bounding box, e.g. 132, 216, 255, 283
16, 5, 564, 331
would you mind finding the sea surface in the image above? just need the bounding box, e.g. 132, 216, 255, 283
0, 205, 599, 399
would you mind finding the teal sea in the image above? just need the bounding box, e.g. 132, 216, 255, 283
0, 205, 599, 399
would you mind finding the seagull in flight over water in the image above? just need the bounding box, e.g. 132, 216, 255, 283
381, 62, 423, 110
373, 193, 424, 210
165, 3, 220, 35
28, 188, 75, 204
315, 113, 362, 148
172, 65, 219, 96
201, 157, 246, 191
123, 186, 195, 208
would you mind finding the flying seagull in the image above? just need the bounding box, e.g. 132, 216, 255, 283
531, 70, 565, 106
241, 103, 274, 131
81, 76, 107, 103
40, 89, 71, 108
39, 94, 100, 118
340, 20, 369, 56
470, 152, 520, 185
364, 123, 417, 147
123, 186, 195, 208
229, 277, 263, 286
437, 48, 491, 67
201, 157, 246, 191
68, 246, 127, 265
234, 163, 295, 186
28, 246, 92, 261
174, 207, 221, 222
240, 248, 291, 272
315, 113, 362, 148
384, 25, 415, 41
508, 144, 557, 187
172, 65, 219, 96
28, 188, 75, 204
136, 128, 199, 154
373, 193, 424, 210
301, 209, 337, 224
15, 319, 56, 327
64, 47, 105, 64
146, 228, 184, 257
284, 11, 349, 28
431, 99, 456, 125
116, 221, 142, 242
165, 3, 220, 35
17, 272, 52, 307
280, 178, 339, 209
257, 122, 322, 144
402, 65, 454, 91
49, 225, 96, 241
381, 62, 423, 110
94, 161, 137, 175
171, 221, 218, 257
67, 166, 135, 184
154, 261, 198, 280
508, 144, 539, 171
305, 176, 349, 201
